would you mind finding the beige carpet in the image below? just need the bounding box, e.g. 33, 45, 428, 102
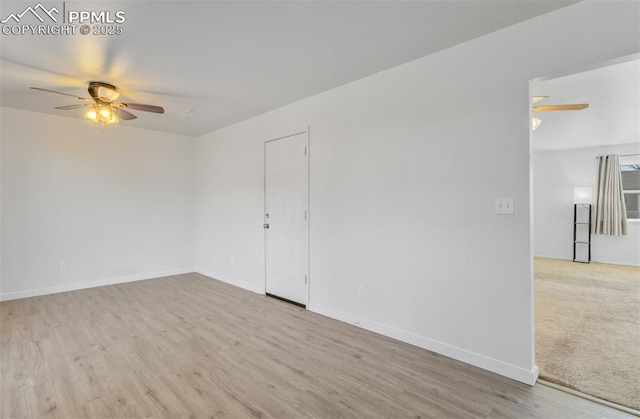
535, 257, 640, 411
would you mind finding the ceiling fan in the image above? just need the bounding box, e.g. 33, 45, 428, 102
30, 81, 164, 125
531, 96, 589, 131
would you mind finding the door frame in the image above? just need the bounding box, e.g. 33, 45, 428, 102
263, 128, 311, 306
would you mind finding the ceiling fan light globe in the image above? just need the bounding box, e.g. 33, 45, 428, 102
98, 106, 113, 121
106, 113, 120, 124
84, 108, 98, 122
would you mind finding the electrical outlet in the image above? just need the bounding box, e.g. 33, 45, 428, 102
495, 198, 514, 215
357, 284, 365, 296
60, 260, 68, 270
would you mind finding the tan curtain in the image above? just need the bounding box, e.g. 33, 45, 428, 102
594, 154, 628, 236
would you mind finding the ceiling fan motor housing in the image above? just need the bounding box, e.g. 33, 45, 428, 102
88, 81, 120, 102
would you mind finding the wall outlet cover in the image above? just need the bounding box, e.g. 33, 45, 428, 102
495, 198, 514, 215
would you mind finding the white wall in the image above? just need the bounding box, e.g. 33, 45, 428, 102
196, 1, 640, 385
534, 142, 640, 266
0, 108, 196, 300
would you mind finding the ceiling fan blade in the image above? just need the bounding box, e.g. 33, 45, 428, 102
31, 87, 91, 101
113, 107, 137, 120
121, 103, 164, 114
55, 104, 90, 110
533, 104, 589, 112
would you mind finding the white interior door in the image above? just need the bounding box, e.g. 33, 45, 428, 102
265, 132, 309, 305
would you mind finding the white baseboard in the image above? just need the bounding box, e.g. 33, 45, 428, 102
195, 268, 265, 295
0, 267, 195, 302
530, 365, 539, 384
307, 302, 538, 386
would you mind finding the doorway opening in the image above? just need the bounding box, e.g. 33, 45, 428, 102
530, 54, 640, 413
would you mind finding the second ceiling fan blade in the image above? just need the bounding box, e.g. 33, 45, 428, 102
113, 107, 137, 120
533, 104, 589, 112
122, 103, 165, 114
55, 104, 89, 110
31, 87, 91, 101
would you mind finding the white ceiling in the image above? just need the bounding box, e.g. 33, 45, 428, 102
531, 57, 640, 151
1, 1, 576, 137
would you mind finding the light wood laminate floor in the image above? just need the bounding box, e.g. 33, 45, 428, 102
0, 273, 633, 418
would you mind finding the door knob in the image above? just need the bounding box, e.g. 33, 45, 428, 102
263, 223, 270, 229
